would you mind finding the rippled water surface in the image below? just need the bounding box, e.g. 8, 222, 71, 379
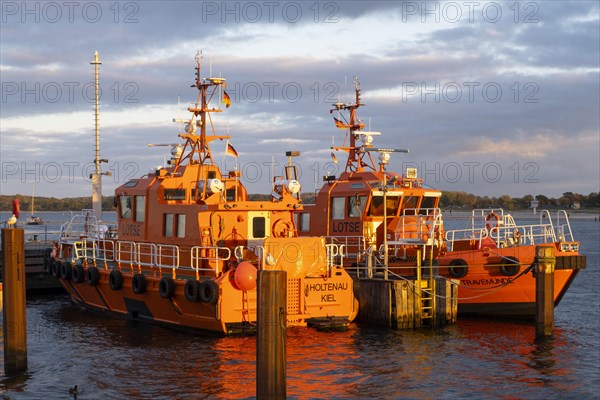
1, 216, 599, 399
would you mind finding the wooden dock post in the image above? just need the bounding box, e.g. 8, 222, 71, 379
256, 270, 286, 399
2, 228, 28, 375
535, 245, 556, 338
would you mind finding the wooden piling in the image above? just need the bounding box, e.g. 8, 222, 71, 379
2, 228, 28, 375
358, 276, 457, 330
535, 245, 556, 338
256, 270, 286, 399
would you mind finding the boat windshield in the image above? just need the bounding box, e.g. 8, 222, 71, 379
367, 195, 400, 217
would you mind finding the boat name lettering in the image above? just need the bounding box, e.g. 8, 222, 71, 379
462, 278, 511, 285
122, 223, 141, 237
321, 294, 336, 302
308, 283, 348, 292
332, 221, 360, 233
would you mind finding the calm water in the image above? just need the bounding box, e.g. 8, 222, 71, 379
1, 214, 599, 399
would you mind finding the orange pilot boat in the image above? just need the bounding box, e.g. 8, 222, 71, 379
297, 79, 446, 273
437, 209, 585, 317
47, 54, 358, 335
298, 79, 585, 318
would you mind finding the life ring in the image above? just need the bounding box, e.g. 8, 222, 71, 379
500, 256, 520, 276
159, 277, 175, 299
485, 212, 501, 232
132, 273, 147, 294
72, 264, 86, 283
448, 259, 469, 279
87, 266, 100, 286
272, 219, 293, 238
199, 280, 219, 304
185, 280, 199, 302
109, 269, 123, 290
60, 261, 72, 280
51, 260, 63, 279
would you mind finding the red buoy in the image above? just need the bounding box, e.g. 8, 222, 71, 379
234, 261, 257, 291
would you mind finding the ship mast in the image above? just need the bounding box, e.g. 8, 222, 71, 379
330, 79, 409, 174
90, 51, 110, 221
330, 78, 376, 172
174, 51, 229, 170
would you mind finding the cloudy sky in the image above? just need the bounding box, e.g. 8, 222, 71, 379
1, 0, 599, 199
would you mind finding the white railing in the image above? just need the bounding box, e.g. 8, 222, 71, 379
324, 235, 365, 266
190, 246, 231, 276
444, 228, 488, 252
59, 210, 116, 243
116, 240, 137, 268
392, 208, 443, 243
445, 208, 577, 250
60, 210, 97, 241
325, 243, 340, 275
157, 244, 180, 269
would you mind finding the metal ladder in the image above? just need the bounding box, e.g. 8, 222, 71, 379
416, 251, 436, 327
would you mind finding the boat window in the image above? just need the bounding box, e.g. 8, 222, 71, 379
419, 196, 437, 215
252, 217, 266, 238
164, 189, 186, 201
402, 196, 419, 215
164, 213, 173, 237
367, 195, 400, 217
226, 188, 236, 201
134, 195, 145, 222
348, 195, 367, 218
123, 179, 138, 188
300, 213, 310, 232
176, 214, 186, 238
368, 196, 384, 216
331, 197, 345, 220
119, 195, 132, 219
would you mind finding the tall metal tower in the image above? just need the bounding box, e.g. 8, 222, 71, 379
90, 51, 110, 221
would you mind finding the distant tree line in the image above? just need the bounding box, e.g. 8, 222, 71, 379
0, 195, 115, 213
1, 191, 598, 212
438, 191, 600, 210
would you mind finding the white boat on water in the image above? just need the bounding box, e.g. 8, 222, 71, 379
26, 183, 44, 225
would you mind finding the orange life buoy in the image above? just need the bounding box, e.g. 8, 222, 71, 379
485, 212, 500, 232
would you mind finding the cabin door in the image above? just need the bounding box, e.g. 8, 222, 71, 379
247, 211, 271, 250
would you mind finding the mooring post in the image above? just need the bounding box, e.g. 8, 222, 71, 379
535, 245, 556, 338
2, 228, 28, 375
256, 270, 286, 399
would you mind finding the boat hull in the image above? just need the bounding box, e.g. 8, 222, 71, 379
437, 244, 583, 318
54, 263, 359, 335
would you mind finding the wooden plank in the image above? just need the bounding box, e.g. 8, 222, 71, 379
358, 279, 391, 328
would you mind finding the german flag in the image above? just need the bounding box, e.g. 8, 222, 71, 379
226, 141, 238, 158
333, 117, 346, 129
223, 90, 231, 108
